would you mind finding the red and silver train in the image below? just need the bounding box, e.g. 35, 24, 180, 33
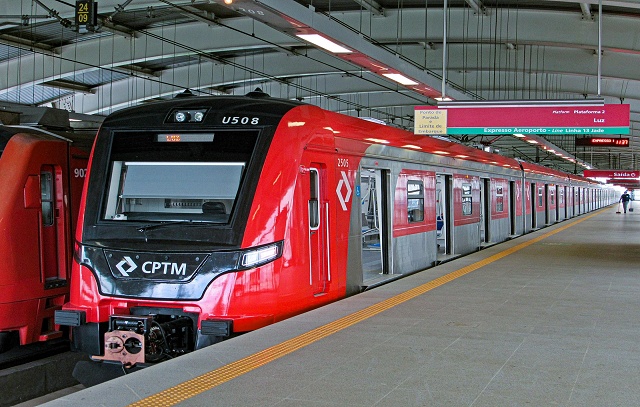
55, 92, 616, 376
0, 110, 92, 352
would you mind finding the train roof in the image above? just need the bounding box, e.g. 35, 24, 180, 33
0, 124, 96, 152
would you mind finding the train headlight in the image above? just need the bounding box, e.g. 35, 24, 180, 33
240, 242, 282, 269
175, 111, 188, 122
167, 109, 207, 123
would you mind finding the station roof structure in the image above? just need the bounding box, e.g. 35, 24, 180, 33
1, 0, 639, 173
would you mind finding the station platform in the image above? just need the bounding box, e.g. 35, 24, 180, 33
42, 206, 640, 407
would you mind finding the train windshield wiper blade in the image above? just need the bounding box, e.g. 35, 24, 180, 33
137, 220, 213, 233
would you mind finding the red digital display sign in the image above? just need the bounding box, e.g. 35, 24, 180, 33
156, 133, 215, 143
575, 137, 629, 147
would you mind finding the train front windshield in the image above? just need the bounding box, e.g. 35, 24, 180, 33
102, 130, 259, 223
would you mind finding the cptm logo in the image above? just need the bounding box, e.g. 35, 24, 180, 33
115, 256, 187, 277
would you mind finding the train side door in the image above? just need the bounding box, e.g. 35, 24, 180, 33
308, 164, 330, 295
509, 181, 517, 236
436, 174, 452, 259
480, 178, 490, 244
545, 184, 551, 225
530, 183, 537, 229
360, 167, 390, 282
39, 164, 68, 288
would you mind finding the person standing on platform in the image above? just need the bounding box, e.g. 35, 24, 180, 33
619, 190, 632, 213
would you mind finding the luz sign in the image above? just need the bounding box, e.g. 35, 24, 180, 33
415, 103, 630, 135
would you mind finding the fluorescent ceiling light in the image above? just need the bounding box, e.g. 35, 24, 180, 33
296, 34, 352, 54
382, 73, 418, 86
435, 97, 453, 102
513, 133, 526, 138
525, 139, 539, 144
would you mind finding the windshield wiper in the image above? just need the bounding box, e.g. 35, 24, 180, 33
137, 220, 213, 233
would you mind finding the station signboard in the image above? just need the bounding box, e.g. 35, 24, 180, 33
583, 170, 638, 179
415, 103, 630, 135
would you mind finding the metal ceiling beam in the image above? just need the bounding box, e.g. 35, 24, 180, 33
0, 19, 297, 96
580, 3, 593, 20
0, 33, 57, 53
351, 0, 385, 16
67, 50, 414, 115
465, 0, 486, 15
220, 0, 471, 101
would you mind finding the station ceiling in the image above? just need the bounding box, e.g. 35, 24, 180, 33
1, 0, 639, 174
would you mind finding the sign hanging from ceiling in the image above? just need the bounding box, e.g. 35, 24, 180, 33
414, 103, 630, 135
583, 170, 638, 179
575, 137, 630, 147
75, 0, 97, 33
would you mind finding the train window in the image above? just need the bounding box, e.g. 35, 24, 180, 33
496, 186, 504, 212
407, 180, 424, 222
309, 168, 320, 229
538, 187, 543, 207
40, 171, 54, 226
550, 188, 555, 205
462, 183, 472, 215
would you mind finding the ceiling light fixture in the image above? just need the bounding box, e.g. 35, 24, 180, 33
382, 73, 419, 86
296, 34, 352, 54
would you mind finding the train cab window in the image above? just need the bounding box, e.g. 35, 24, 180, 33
462, 183, 472, 216
104, 161, 243, 222
496, 186, 504, 212
40, 171, 54, 226
102, 130, 258, 223
407, 181, 424, 223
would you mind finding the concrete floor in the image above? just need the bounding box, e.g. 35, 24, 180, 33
40, 206, 640, 406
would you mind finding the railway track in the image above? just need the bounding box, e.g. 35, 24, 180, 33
0, 338, 70, 371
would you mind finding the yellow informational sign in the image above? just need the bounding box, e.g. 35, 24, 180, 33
414, 108, 447, 135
